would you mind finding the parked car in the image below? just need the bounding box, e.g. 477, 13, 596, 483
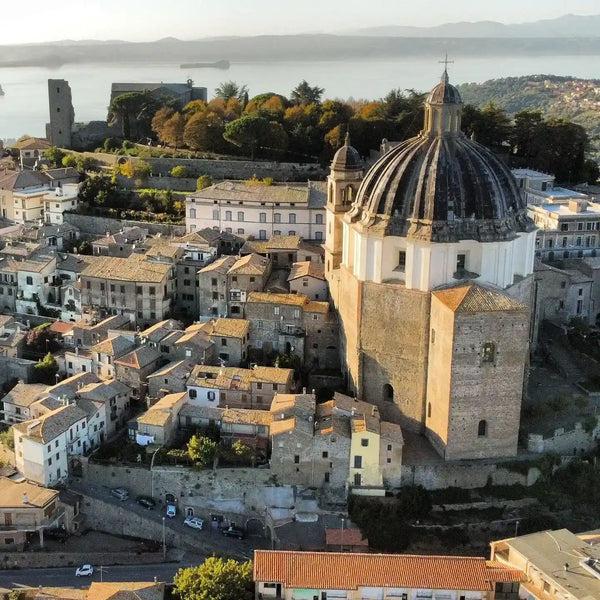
136, 496, 156, 509
110, 487, 129, 501
184, 516, 204, 530
220, 525, 245, 539
166, 504, 176, 518
75, 564, 94, 577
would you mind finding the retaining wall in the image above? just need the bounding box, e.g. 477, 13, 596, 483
527, 420, 600, 454
64, 213, 186, 238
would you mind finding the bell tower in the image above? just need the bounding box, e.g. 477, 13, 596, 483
325, 133, 363, 280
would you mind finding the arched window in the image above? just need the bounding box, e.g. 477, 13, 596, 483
383, 384, 394, 403
316, 214, 323, 225
345, 186, 354, 203
427, 403, 432, 418
478, 420, 487, 437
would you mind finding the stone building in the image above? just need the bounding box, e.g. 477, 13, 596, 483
186, 180, 326, 240
288, 261, 328, 301
46, 79, 74, 148
325, 70, 536, 461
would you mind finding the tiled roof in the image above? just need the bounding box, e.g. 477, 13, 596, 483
250, 366, 293, 384
288, 261, 325, 281
433, 284, 528, 313
210, 318, 249, 339
1, 382, 46, 408
86, 581, 165, 600
269, 417, 296, 435
78, 380, 130, 401
229, 253, 270, 275
174, 229, 220, 246
266, 235, 302, 250
49, 321, 75, 334
0, 477, 58, 508
91, 335, 135, 357
222, 407, 272, 426
15, 403, 87, 443
27, 587, 86, 599
253, 551, 523, 591
138, 392, 186, 426
380, 421, 404, 445
187, 364, 292, 389
81, 254, 171, 283
12, 136, 50, 150
147, 359, 195, 380
240, 240, 270, 255
115, 345, 162, 369
190, 181, 315, 205
140, 319, 182, 340
325, 528, 369, 547
43, 167, 80, 181
247, 292, 308, 306
199, 255, 237, 274
304, 301, 329, 314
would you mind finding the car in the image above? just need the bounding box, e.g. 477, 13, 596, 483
166, 504, 176, 518
220, 525, 245, 539
136, 496, 156, 509
184, 516, 205, 530
110, 487, 129, 501
75, 564, 94, 577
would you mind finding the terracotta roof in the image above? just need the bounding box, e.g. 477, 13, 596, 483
269, 417, 296, 435
229, 253, 270, 275
288, 261, 325, 281
222, 407, 272, 426
147, 359, 194, 380
187, 364, 292, 390
27, 587, 86, 599
325, 528, 369, 547
115, 346, 161, 369
91, 335, 135, 357
210, 318, 250, 339
253, 551, 524, 591
81, 254, 171, 283
247, 292, 308, 306
138, 392, 186, 427
13, 136, 50, 150
86, 581, 165, 600
0, 477, 58, 508
266, 235, 302, 250
199, 255, 237, 274
304, 301, 329, 314
49, 321, 75, 334
433, 284, 528, 313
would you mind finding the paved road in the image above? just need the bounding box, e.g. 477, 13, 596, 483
0, 562, 188, 589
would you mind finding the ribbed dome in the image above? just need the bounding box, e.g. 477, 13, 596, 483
427, 69, 463, 105
346, 71, 534, 243
331, 132, 362, 172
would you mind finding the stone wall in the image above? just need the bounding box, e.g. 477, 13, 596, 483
401, 462, 541, 490
64, 213, 186, 238
528, 419, 600, 454
117, 175, 198, 192
77, 151, 327, 182
0, 356, 36, 385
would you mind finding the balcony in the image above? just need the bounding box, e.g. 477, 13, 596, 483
278, 326, 305, 337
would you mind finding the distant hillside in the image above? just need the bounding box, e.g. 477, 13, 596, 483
1, 35, 600, 68
457, 75, 600, 158
348, 13, 600, 38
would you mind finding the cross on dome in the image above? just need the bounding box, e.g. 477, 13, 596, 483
438, 54, 454, 83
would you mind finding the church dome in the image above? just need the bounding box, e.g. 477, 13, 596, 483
331, 132, 362, 172
346, 71, 534, 243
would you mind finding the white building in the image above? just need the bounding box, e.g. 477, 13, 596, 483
13, 186, 50, 224
512, 168, 589, 206
186, 180, 326, 241
44, 183, 79, 225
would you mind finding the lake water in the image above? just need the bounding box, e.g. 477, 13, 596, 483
1, 54, 599, 141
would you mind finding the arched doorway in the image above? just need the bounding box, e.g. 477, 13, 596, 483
165, 493, 175, 504
186, 507, 194, 516
383, 384, 394, 402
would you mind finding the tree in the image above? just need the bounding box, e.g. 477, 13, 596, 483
44, 146, 66, 167
171, 165, 190, 178
183, 111, 224, 151
103, 137, 121, 152
119, 161, 135, 178
25, 323, 57, 356
214, 81, 249, 102
0, 426, 15, 450
187, 435, 217, 466
196, 175, 212, 190
109, 91, 159, 140
160, 112, 186, 148
223, 115, 272, 160
173, 557, 253, 600
78, 174, 120, 207
134, 160, 152, 179
76, 156, 97, 172
62, 154, 77, 168
151, 106, 176, 140
290, 80, 325, 106
462, 102, 511, 149
34, 353, 58, 385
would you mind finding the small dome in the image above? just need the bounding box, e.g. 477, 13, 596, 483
346, 71, 534, 243
426, 69, 462, 105
331, 132, 362, 171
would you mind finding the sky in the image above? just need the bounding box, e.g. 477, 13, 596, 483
4, 0, 600, 44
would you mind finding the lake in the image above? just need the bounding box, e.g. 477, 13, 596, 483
1, 54, 600, 141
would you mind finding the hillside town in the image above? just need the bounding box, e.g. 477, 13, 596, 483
2, 24, 600, 600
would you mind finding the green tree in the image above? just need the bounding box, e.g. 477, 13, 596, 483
224, 114, 272, 159
134, 160, 153, 179
0, 426, 15, 451
196, 175, 212, 190
76, 156, 97, 172
290, 80, 325, 106
62, 154, 77, 168
187, 435, 217, 466
214, 81, 249, 102
174, 557, 253, 600
34, 353, 58, 385
103, 137, 121, 152
462, 102, 511, 149
171, 165, 190, 178
45, 146, 66, 167
78, 174, 120, 207
109, 91, 159, 140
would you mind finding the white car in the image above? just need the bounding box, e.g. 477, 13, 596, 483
184, 516, 204, 530
75, 564, 93, 577
166, 504, 176, 518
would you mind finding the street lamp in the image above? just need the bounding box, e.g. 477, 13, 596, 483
515, 520, 520, 538
340, 516, 345, 552
162, 516, 166, 560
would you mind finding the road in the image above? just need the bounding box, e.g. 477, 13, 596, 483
0, 562, 189, 589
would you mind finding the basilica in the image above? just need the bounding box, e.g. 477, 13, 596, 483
325, 69, 537, 461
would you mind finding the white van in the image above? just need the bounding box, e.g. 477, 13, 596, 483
111, 487, 129, 501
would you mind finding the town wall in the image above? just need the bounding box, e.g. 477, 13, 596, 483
74, 151, 327, 182
64, 213, 186, 238
527, 419, 600, 454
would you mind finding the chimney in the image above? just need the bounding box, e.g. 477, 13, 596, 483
568, 199, 587, 213
22, 493, 29, 504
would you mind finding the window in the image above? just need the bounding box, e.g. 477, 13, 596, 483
120, 285, 125, 294
322, 451, 328, 458
315, 231, 323, 241
577, 299, 583, 314
274, 230, 281, 236
212, 208, 219, 221
387, 444, 392, 451
482, 342, 496, 363
207, 391, 215, 401
289, 213, 296, 224
579, 288, 583, 296
316, 214, 323, 224
136, 286, 142, 295
211, 278, 217, 286
259, 229, 267, 240
237, 228, 244, 234
259, 212, 266, 223
274, 306, 280, 315
397, 251, 406, 272
361, 438, 369, 447
562, 237, 568, 248
26, 276, 33, 285
478, 419, 488, 437
274, 213, 281, 223
257, 382, 263, 390
354, 473, 361, 486
189, 389, 197, 399
236, 211, 244, 222
383, 384, 394, 402
272, 384, 278, 391
212, 292, 219, 300
561, 223, 569, 231
149, 286, 156, 296
221, 338, 227, 346
294, 455, 300, 464
110, 284, 115, 292
428, 402, 432, 418
354, 455, 362, 468
225, 211, 232, 221
431, 329, 436, 344
456, 253, 466, 270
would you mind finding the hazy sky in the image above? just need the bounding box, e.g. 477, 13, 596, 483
5, 0, 600, 44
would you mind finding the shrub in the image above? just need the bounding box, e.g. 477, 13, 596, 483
171, 165, 190, 178
134, 160, 152, 179
62, 155, 77, 168
196, 174, 212, 190
0, 427, 14, 450
122, 140, 135, 150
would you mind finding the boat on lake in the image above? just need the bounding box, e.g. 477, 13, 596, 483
180, 59, 230, 70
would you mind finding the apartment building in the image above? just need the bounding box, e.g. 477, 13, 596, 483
254, 550, 523, 600
186, 180, 326, 241
79, 254, 175, 327
43, 183, 79, 225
